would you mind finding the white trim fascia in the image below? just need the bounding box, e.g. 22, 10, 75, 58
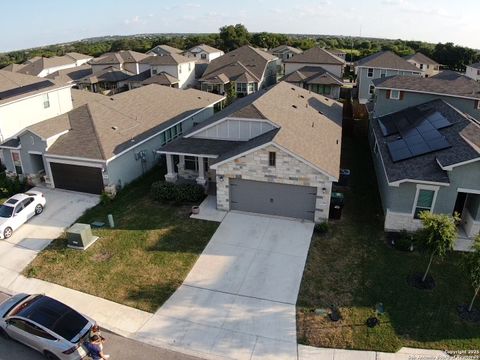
156, 150, 218, 158
411, 184, 440, 216
45, 153, 106, 164
390, 178, 450, 187
185, 117, 279, 138
45, 157, 104, 168
105, 103, 222, 164
0, 84, 73, 109
0, 145, 21, 150
437, 156, 480, 171
356, 65, 422, 74
457, 188, 480, 195
28, 151, 43, 155
45, 130, 70, 150
375, 86, 480, 102
371, 124, 392, 187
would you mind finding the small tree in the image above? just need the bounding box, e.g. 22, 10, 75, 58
464, 234, 480, 312
418, 211, 459, 282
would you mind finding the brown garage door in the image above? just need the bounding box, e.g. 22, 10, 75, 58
50, 162, 104, 194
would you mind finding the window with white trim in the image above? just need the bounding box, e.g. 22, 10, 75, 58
413, 189, 436, 219
380, 69, 386, 78
420, 64, 424, 70
184, 156, 198, 171
367, 68, 374, 78
390, 90, 400, 100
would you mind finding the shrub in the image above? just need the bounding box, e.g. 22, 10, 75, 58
151, 181, 205, 203
100, 192, 112, 205
314, 222, 329, 235
0, 173, 29, 198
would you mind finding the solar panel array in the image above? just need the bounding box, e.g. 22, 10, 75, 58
379, 109, 453, 163
0, 80, 53, 101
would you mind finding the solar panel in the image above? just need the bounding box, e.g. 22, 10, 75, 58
427, 136, 450, 151
0, 80, 53, 100
425, 112, 451, 129
388, 140, 412, 162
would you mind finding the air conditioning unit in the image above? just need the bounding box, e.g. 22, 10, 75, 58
67, 223, 99, 250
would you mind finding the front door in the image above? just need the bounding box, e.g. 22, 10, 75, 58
453, 192, 468, 217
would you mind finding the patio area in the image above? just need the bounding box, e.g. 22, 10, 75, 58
191, 195, 227, 223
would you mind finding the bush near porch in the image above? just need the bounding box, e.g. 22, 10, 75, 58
23, 166, 218, 313
296, 134, 480, 352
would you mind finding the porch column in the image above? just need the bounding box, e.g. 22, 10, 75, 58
177, 155, 185, 173
165, 154, 177, 183
196, 156, 206, 186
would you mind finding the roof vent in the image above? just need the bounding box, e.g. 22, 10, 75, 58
292, 104, 297, 109
197, 96, 202, 99
324, 98, 329, 101
318, 111, 324, 115
300, 95, 305, 98
111, 126, 118, 130
291, 87, 295, 91
312, 122, 315, 128
110, 97, 114, 101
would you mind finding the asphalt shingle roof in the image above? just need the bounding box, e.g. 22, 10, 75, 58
140, 53, 193, 66
403, 52, 439, 66
283, 47, 345, 65
372, 99, 480, 183
373, 71, 480, 100
283, 66, 343, 86
356, 51, 421, 71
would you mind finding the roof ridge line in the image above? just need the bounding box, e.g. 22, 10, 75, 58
84, 104, 108, 160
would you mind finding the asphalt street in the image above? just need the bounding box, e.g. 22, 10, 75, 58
0, 292, 203, 360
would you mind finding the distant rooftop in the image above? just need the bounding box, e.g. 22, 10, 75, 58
356, 51, 421, 72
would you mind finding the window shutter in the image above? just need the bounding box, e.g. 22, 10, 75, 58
386, 90, 391, 99
399, 91, 404, 100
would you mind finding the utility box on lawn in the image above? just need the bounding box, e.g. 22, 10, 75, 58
329, 192, 345, 220
67, 223, 99, 250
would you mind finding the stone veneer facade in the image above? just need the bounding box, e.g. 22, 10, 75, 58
215, 145, 333, 222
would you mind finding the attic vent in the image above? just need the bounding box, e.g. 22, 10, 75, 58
197, 96, 202, 99
111, 126, 118, 130
324, 98, 329, 101
300, 95, 304, 98
292, 105, 297, 109
110, 97, 114, 101
312, 122, 315, 128
291, 87, 296, 91
318, 111, 324, 115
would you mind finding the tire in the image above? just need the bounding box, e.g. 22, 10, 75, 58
3, 227, 12, 239
0, 328, 10, 339
43, 351, 60, 360
35, 204, 44, 215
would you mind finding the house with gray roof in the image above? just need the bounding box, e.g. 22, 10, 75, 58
183, 44, 224, 63
77, 66, 134, 94
369, 98, 480, 239
89, 50, 148, 75
146, 44, 183, 57
466, 62, 480, 82
372, 71, 480, 120
0, 86, 224, 193
283, 47, 346, 79
355, 51, 422, 104
139, 53, 196, 89
283, 66, 343, 99
0, 70, 73, 145
199, 45, 278, 97
404, 52, 441, 78
270, 45, 303, 62
158, 81, 343, 223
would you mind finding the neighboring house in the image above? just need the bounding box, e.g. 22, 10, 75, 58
6, 53, 92, 78
269, 45, 303, 62
158, 81, 343, 223
77, 66, 134, 94
45, 64, 93, 85
183, 44, 224, 62
372, 71, 480, 120
89, 51, 148, 75
283, 66, 343, 99
119, 70, 152, 90
141, 72, 180, 88
328, 49, 347, 62
404, 52, 441, 77
146, 44, 183, 56
369, 99, 480, 238
283, 47, 346, 79
139, 54, 196, 89
466, 62, 480, 81
0, 70, 73, 144
355, 51, 422, 104
199, 45, 278, 97
0, 86, 224, 193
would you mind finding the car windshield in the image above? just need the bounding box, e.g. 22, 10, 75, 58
0, 205, 14, 218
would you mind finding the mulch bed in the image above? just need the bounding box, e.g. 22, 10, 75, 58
407, 272, 436, 290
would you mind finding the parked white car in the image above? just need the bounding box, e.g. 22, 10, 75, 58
0, 293, 94, 360
0, 191, 46, 239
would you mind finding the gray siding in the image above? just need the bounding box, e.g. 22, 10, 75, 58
373, 89, 480, 119
357, 67, 421, 103
107, 107, 214, 187
3, 131, 48, 175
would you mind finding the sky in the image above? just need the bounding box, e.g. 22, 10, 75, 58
1, 0, 479, 52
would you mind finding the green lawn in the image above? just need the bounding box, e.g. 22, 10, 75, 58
297, 133, 480, 352
24, 167, 218, 313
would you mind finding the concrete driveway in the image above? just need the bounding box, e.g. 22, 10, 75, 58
0, 187, 99, 289
136, 212, 314, 360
